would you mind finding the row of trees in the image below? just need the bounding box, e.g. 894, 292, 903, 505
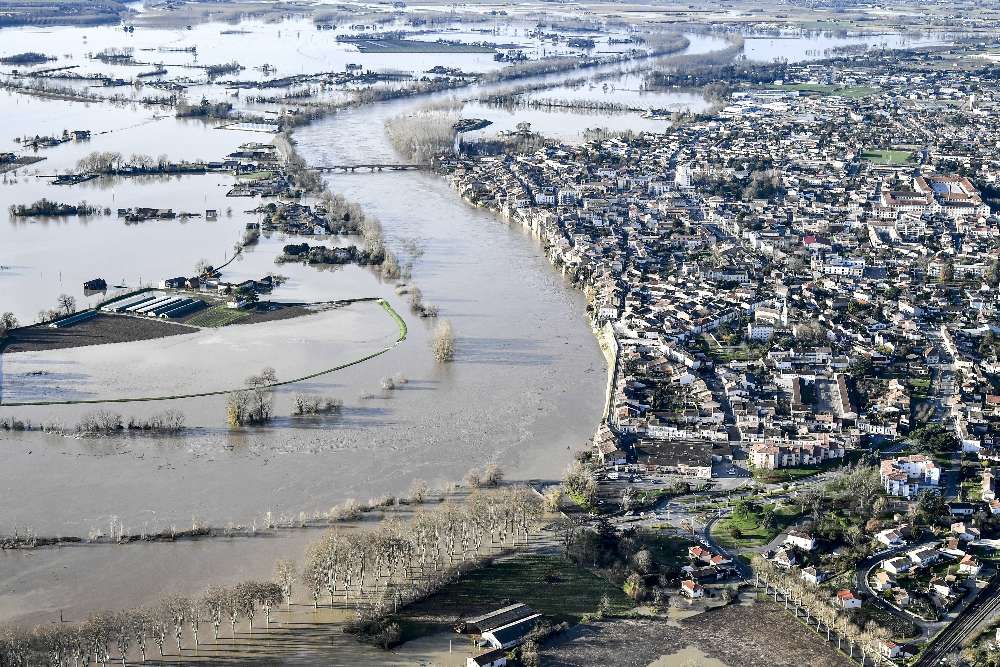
9, 200, 100, 218
75, 410, 186, 435
751, 555, 897, 666
301, 486, 542, 637
400, 285, 439, 319
0, 581, 284, 666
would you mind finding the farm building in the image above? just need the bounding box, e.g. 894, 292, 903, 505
83, 278, 107, 291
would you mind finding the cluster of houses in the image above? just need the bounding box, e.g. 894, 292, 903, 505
158, 274, 275, 309
224, 143, 297, 197
116, 208, 208, 224
15, 129, 90, 149
443, 41, 1000, 487
682, 544, 734, 592
874, 528, 983, 616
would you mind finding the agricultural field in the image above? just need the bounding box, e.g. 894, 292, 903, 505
184, 304, 252, 327
542, 601, 851, 667
395, 554, 633, 642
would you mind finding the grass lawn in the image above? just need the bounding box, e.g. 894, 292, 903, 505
184, 304, 251, 327
752, 467, 824, 484
861, 148, 915, 165
395, 555, 633, 641
855, 602, 919, 638
770, 83, 878, 98
961, 477, 983, 502
567, 489, 597, 514
238, 170, 275, 181
711, 503, 802, 549
909, 378, 931, 398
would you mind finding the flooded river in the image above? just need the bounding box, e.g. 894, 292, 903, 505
0, 14, 956, 626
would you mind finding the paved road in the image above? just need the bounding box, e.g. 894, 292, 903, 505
702, 512, 752, 579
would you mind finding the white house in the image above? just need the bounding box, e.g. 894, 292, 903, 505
872, 571, 895, 592
880, 455, 941, 498
876, 528, 906, 547
959, 554, 982, 576
801, 566, 826, 585
909, 547, 941, 569
879, 640, 902, 660
882, 557, 911, 575
468, 649, 508, 667
784, 530, 816, 551
681, 579, 704, 598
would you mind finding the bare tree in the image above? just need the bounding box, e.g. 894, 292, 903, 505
274, 560, 297, 610
234, 582, 259, 634
56, 293, 76, 315
481, 464, 504, 487
0, 312, 17, 337
129, 607, 153, 663
256, 582, 284, 627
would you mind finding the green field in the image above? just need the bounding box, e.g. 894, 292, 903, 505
184, 304, 251, 327
861, 148, 915, 165
238, 170, 275, 181
711, 503, 802, 548
396, 555, 633, 641
770, 83, 878, 99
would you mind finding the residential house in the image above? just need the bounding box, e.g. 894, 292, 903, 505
837, 589, 862, 609
785, 530, 816, 551
681, 579, 704, 598
959, 554, 982, 576
883, 557, 911, 575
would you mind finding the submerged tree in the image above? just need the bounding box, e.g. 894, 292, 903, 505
432, 319, 455, 363
226, 367, 277, 427
274, 560, 297, 610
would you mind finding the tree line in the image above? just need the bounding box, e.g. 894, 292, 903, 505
750, 555, 899, 666
308, 485, 542, 646
0, 581, 284, 666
